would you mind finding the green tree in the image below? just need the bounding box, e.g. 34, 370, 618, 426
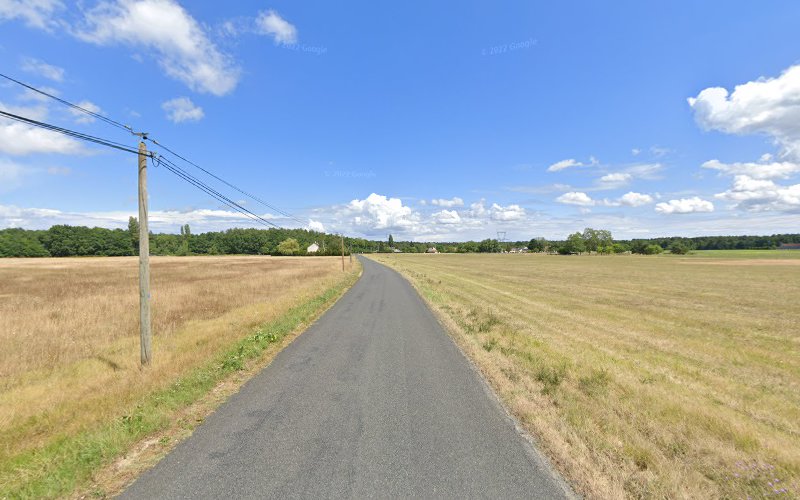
388, 234, 394, 248
643, 244, 663, 255
128, 216, 139, 256
669, 241, 689, 255
528, 237, 547, 253
179, 224, 191, 255
563, 232, 586, 254
478, 239, 501, 253
276, 238, 300, 255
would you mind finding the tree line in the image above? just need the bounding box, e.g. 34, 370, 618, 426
1, 222, 798, 258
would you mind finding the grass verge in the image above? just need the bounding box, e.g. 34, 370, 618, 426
0, 264, 360, 499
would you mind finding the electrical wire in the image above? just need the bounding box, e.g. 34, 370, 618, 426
0, 72, 131, 132
155, 156, 281, 229
0, 109, 144, 156
1, 74, 307, 227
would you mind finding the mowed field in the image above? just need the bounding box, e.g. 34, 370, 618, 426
371, 252, 800, 498
0, 255, 358, 497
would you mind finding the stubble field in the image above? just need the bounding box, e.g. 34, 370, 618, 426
371, 251, 800, 499
0, 255, 358, 497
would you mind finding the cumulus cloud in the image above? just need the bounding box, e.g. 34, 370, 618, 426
689, 64, 800, 160
715, 175, 800, 212
702, 158, 800, 180
556, 191, 595, 206
308, 219, 325, 232
466, 199, 488, 217
655, 197, 714, 214
430, 197, 464, 207
75, 0, 240, 95
598, 172, 632, 188
0, 0, 63, 30
432, 209, 461, 225
0, 103, 85, 155
21, 57, 65, 81
490, 203, 525, 221
0, 158, 27, 191
161, 96, 204, 123
344, 193, 420, 232
255, 10, 297, 45
619, 192, 653, 207
547, 156, 598, 172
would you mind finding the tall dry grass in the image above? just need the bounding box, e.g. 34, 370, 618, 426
372, 253, 800, 498
0, 256, 351, 462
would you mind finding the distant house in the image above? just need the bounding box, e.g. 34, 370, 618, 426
307, 242, 320, 253
779, 243, 800, 250
426, 247, 438, 254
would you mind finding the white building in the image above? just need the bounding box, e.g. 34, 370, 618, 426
307, 242, 320, 253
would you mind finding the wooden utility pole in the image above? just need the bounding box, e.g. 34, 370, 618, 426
138, 141, 152, 366
341, 234, 345, 271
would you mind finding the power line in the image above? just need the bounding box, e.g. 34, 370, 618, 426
0, 107, 280, 229
149, 138, 306, 225
0, 72, 131, 133
1, 73, 307, 226
155, 155, 281, 229
0, 109, 144, 156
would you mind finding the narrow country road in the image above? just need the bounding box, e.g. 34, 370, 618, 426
121, 257, 570, 499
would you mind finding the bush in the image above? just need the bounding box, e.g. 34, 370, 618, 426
669, 242, 690, 255
643, 244, 663, 255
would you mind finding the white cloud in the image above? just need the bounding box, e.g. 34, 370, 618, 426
0, 104, 85, 155
68, 100, 102, 124
490, 203, 525, 221
255, 10, 297, 45
715, 175, 800, 212
344, 193, 420, 232
619, 192, 653, 207
655, 197, 714, 214
689, 64, 800, 160
547, 156, 598, 172
631, 148, 641, 156
432, 209, 461, 225
626, 163, 663, 180
20, 57, 65, 81
161, 97, 204, 123
75, 0, 240, 96
598, 172, 632, 187
308, 219, 325, 232
556, 191, 594, 206
430, 197, 464, 207
0, 0, 63, 30
702, 158, 800, 180
466, 199, 488, 217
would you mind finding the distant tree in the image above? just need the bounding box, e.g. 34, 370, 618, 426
388, 234, 394, 248
562, 232, 586, 254
179, 224, 192, 255
128, 216, 139, 256
630, 240, 648, 254
478, 238, 501, 253
612, 242, 630, 254
276, 238, 300, 255
582, 228, 600, 253
669, 241, 689, 255
643, 244, 663, 255
528, 237, 547, 253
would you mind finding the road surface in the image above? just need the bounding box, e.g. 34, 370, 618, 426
121, 257, 571, 499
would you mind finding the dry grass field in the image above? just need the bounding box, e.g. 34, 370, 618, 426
371, 252, 800, 498
0, 255, 358, 497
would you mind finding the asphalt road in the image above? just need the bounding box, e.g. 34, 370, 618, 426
121, 257, 571, 499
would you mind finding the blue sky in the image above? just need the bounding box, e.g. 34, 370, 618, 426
1, 1, 799, 241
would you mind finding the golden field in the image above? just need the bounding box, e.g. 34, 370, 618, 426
0, 255, 358, 497
371, 252, 800, 499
